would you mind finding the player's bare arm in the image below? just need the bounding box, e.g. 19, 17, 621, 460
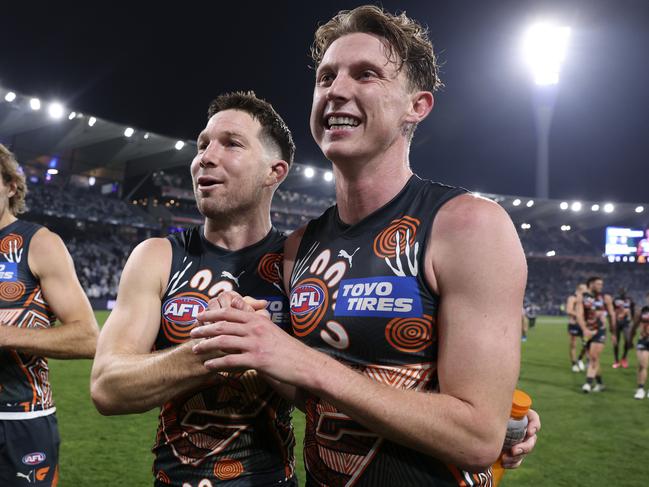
193, 197, 527, 471
91, 238, 217, 415
0, 227, 98, 358
575, 294, 594, 339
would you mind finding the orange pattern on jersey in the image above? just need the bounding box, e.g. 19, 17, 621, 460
10, 350, 38, 411
214, 459, 245, 480
0, 233, 23, 253
257, 252, 282, 285
290, 277, 329, 337
0, 281, 26, 301
372, 216, 420, 259
155, 470, 171, 484
385, 314, 435, 353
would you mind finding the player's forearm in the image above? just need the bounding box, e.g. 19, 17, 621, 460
262, 375, 306, 411
302, 354, 506, 471
0, 321, 98, 359
91, 342, 212, 415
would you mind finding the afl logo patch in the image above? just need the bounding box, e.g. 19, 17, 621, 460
163, 296, 208, 325
22, 452, 46, 466
290, 283, 325, 315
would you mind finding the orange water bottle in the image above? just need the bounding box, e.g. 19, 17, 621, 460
492, 389, 532, 486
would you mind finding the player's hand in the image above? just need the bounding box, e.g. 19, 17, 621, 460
190, 307, 315, 384
208, 291, 269, 317
500, 408, 540, 469
583, 329, 595, 340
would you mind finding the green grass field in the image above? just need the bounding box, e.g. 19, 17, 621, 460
48, 313, 648, 486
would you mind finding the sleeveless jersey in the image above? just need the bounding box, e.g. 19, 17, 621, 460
582, 291, 605, 330
639, 305, 649, 339
289, 176, 491, 486
613, 296, 632, 322
153, 226, 295, 486
0, 220, 57, 417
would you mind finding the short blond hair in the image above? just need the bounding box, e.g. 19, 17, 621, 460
0, 144, 28, 215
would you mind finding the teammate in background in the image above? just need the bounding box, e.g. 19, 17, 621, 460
521, 309, 529, 342
577, 276, 616, 393
612, 288, 635, 369
90, 92, 298, 486
632, 292, 649, 399
567, 283, 587, 372
524, 302, 539, 329
191, 6, 540, 485
0, 144, 99, 486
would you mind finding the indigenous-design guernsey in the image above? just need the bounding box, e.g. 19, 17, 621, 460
153, 226, 295, 486
583, 292, 606, 331
289, 176, 494, 486
613, 296, 632, 323
0, 220, 56, 418
639, 306, 649, 339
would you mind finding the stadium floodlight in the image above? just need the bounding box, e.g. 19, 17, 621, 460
513, 198, 521, 207
144, 132, 150, 139
48, 102, 65, 119
88, 116, 97, 127
520, 223, 531, 230
559, 201, 568, 210
304, 167, 315, 178
47, 168, 58, 175
30, 98, 41, 110
175, 140, 185, 150
591, 204, 600, 212
546, 250, 556, 257
526, 200, 535, 207
560, 225, 571, 231
635, 206, 644, 213
4, 91, 16, 102
570, 201, 582, 212
522, 22, 571, 86
88, 176, 96, 186
324, 171, 333, 182
68, 111, 77, 120
603, 203, 614, 213
124, 127, 134, 137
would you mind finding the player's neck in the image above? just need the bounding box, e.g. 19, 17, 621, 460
332, 153, 413, 225
203, 207, 272, 251
0, 211, 17, 231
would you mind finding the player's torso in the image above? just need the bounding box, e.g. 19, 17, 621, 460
153, 226, 295, 486
568, 295, 578, 324
583, 292, 605, 329
613, 296, 631, 322
290, 177, 486, 486
640, 306, 649, 339
0, 220, 57, 416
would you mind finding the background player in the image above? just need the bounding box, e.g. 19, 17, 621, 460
632, 291, 649, 399
577, 276, 616, 393
90, 92, 298, 485
0, 144, 99, 486
612, 287, 634, 369
567, 283, 587, 372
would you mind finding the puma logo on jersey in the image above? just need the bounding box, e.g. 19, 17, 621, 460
163, 296, 208, 325
220, 270, 245, 287
336, 276, 423, 318
290, 283, 325, 315
337, 247, 360, 268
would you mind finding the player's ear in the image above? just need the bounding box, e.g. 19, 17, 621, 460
404, 90, 434, 124
266, 159, 289, 188
7, 181, 17, 199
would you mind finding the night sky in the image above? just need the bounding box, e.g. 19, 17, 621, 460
1, 0, 647, 202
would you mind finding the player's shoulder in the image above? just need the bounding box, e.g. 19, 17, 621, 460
129, 237, 171, 262
433, 193, 513, 241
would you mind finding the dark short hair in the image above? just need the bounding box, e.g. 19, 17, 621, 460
207, 91, 295, 166
586, 276, 602, 287
0, 144, 27, 215
311, 5, 442, 92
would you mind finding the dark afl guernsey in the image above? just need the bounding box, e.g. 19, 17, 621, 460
289, 176, 493, 486
153, 226, 295, 486
582, 292, 606, 331
0, 220, 57, 417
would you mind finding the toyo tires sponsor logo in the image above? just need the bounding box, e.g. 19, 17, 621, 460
22, 452, 46, 466
335, 276, 422, 317
162, 296, 208, 325
290, 283, 325, 315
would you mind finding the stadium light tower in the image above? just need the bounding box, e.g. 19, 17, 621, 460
522, 22, 571, 199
